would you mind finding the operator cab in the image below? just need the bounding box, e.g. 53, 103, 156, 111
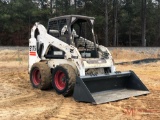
47, 15, 98, 58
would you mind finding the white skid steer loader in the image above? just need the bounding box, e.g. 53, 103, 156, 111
29, 15, 149, 104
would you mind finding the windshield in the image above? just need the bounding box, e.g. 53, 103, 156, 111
71, 19, 98, 58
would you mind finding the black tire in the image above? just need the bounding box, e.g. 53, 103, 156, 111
30, 62, 52, 90
52, 64, 76, 97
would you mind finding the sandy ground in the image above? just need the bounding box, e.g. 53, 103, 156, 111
0, 48, 160, 120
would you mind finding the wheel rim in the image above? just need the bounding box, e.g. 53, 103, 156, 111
32, 68, 41, 86
54, 70, 66, 90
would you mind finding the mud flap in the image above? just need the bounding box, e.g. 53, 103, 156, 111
73, 71, 150, 104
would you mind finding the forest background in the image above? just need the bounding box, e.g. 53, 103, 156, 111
0, 0, 160, 46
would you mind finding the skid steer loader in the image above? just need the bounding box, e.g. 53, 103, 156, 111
29, 15, 149, 104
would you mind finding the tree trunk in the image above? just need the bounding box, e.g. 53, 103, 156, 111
55, 0, 57, 16
141, 0, 146, 46
50, 0, 53, 14
129, 27, 131, 46
157, 0, 160, 45
74, 0, 77, 13
117, 27, 119, 46
105, 0, 109, 46
64, 1, 69, 14
113, 0, 118, 46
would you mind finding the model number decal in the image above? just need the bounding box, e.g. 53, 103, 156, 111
29, 46, 36, 56
29, 46, 36, 51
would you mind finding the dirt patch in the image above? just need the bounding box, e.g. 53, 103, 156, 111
0, 49, 160, 120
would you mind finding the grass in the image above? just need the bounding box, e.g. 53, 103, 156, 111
111, 49, 159, 63
0, 48, 159, 68
0, 49, 28, 62
0, 48, 159, 61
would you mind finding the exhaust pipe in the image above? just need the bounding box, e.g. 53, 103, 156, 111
73, 71, 149, 104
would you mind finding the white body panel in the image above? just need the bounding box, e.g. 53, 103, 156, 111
29, 23, 116, 76
29, 37, 41, 72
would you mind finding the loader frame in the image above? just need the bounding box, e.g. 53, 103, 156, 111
29, 15, 150, 104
